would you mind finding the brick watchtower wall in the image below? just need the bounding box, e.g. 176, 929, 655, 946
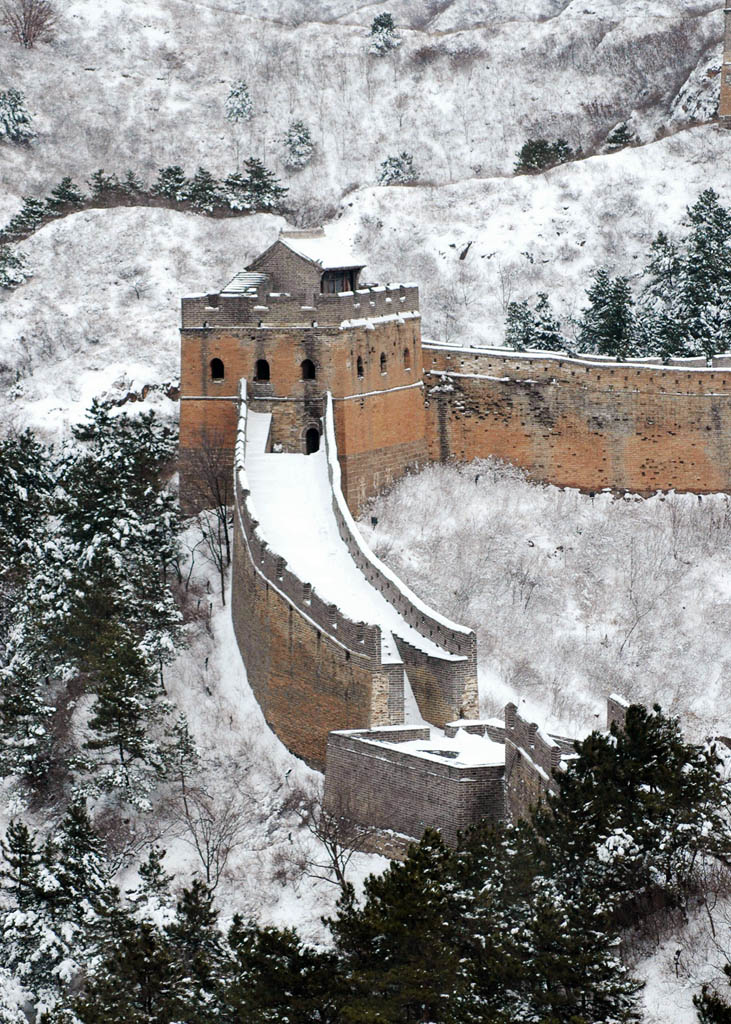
179, 284, 427, 514
423, 345, 731, 495
721, 7, 731, 125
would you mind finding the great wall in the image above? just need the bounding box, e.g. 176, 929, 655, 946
178, 225, 731, 847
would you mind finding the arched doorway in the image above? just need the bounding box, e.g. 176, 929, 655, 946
301, 358, 316, 380
305, 428, 320, 454
210, 357, 224, 380
255, 359, 270, 381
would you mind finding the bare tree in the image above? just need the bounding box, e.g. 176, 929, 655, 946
2, 0, 57, 47
176, 756, 262, 890
185, 429, 234, 604
289, 786, 376, 896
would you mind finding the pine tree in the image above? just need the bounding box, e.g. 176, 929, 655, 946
369, 12, 401, 54
241, 157, 288, 211
88, 169, 120, 196
282, 119, 314, 170
151, 166, 189, 202
605, 122, 635, 151
0, 244, 30, 288
378, 152, 417, 185
187, 167, 222, 212
695, 976, 731, 1023
164, 880, 225, 1022
120, 169, 145, 195
45, 177, 86, 214
225, 79, 253, 123
505, 300, 535, 350
578, 268, 636, 359
514, 137, 575, 174
329, 830, 469, 1023
226, 917, 341, 1024
0, 88, 34, 143
3, 195, 47, 239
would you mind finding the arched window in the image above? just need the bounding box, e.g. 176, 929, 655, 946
210, 357, 224, 381
403, 347, 411, 370
301, 358, 316, 380
255, 359, 270, 382
380, 352, 387, 374
357, 355, 364, 379
305, 427, 320, 454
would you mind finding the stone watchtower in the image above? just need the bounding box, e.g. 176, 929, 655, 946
179, 228, 428, 512
722, 6, 731, 125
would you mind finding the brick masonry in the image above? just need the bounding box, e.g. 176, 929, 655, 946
423, 344, 731, 495
721, 6, 731, 123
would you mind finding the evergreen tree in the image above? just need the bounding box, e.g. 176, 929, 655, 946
164, 880, 225, 1021
378, 152, 417, 185
187, 167, 222, 212
329, 830, 470, 1023
226, 917, 341, 1024
0, 244, 30, 288
369, 12, 401, 55
151, 166, 190, 202
45, 177, 86, 214
505, 299, 535, 350
536, 704, 731, 917
282, 119, 314, 170
505, 293, 564, 351
125, 846, 174, 923
88, 169, 120, 196
606, 121, 635, 151
514, 137, 575, 174
120, 169, 145, 195
240, 158, 288, 211
578, 268, 636, 359
0, 88, 34, 143
695, 976, 731, 1023
225, 79, 253, 123
3, 195, 47, 239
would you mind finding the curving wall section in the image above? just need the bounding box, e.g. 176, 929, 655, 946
423, 344, 731, 495
231, 383, 478, 769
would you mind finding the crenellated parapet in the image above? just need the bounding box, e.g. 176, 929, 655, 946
182, 283, 419, 330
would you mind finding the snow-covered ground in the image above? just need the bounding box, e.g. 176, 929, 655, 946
360, 459, 731, 743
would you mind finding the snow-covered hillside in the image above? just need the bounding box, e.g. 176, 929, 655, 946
0, 0, 723, 220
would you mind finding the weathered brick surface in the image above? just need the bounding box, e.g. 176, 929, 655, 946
721, 7, 731, 122
424, 345, 731, 494
324, 730, 505, 847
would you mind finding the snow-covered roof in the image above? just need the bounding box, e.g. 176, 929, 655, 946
278, 229, 366, 270
221, 270, 269, 295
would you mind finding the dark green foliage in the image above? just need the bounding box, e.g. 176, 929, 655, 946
329, 830, 470, 1023
88, 169, 120, 195
0, 404, 183, 800
378, 152, 417, 185
151, 165, 190, 201
3, 195, 47, 239
606, 122, 635, 151
187, 166, 222, 212
224, 917, 340, 1024
577, 268, 636, 359
241, 157, 288, 210
45, 177, 86, 213
0, 242, 30, 287
536, 704, 731, 916
695, 975, 731, 1023
514, 137, 575, 173
0, 87, 34, 142
506, 292, 564, 351
120, 169, 145, 194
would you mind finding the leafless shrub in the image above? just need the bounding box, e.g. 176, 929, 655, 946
285, 784, 375, 896
1, 0, 57, 47
185, 430, 233, 604
175, 758, 264, 890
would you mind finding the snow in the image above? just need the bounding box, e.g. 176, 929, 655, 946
279, 229, 366, 269
243, 408, 461, 661
368, 727, 505, 768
